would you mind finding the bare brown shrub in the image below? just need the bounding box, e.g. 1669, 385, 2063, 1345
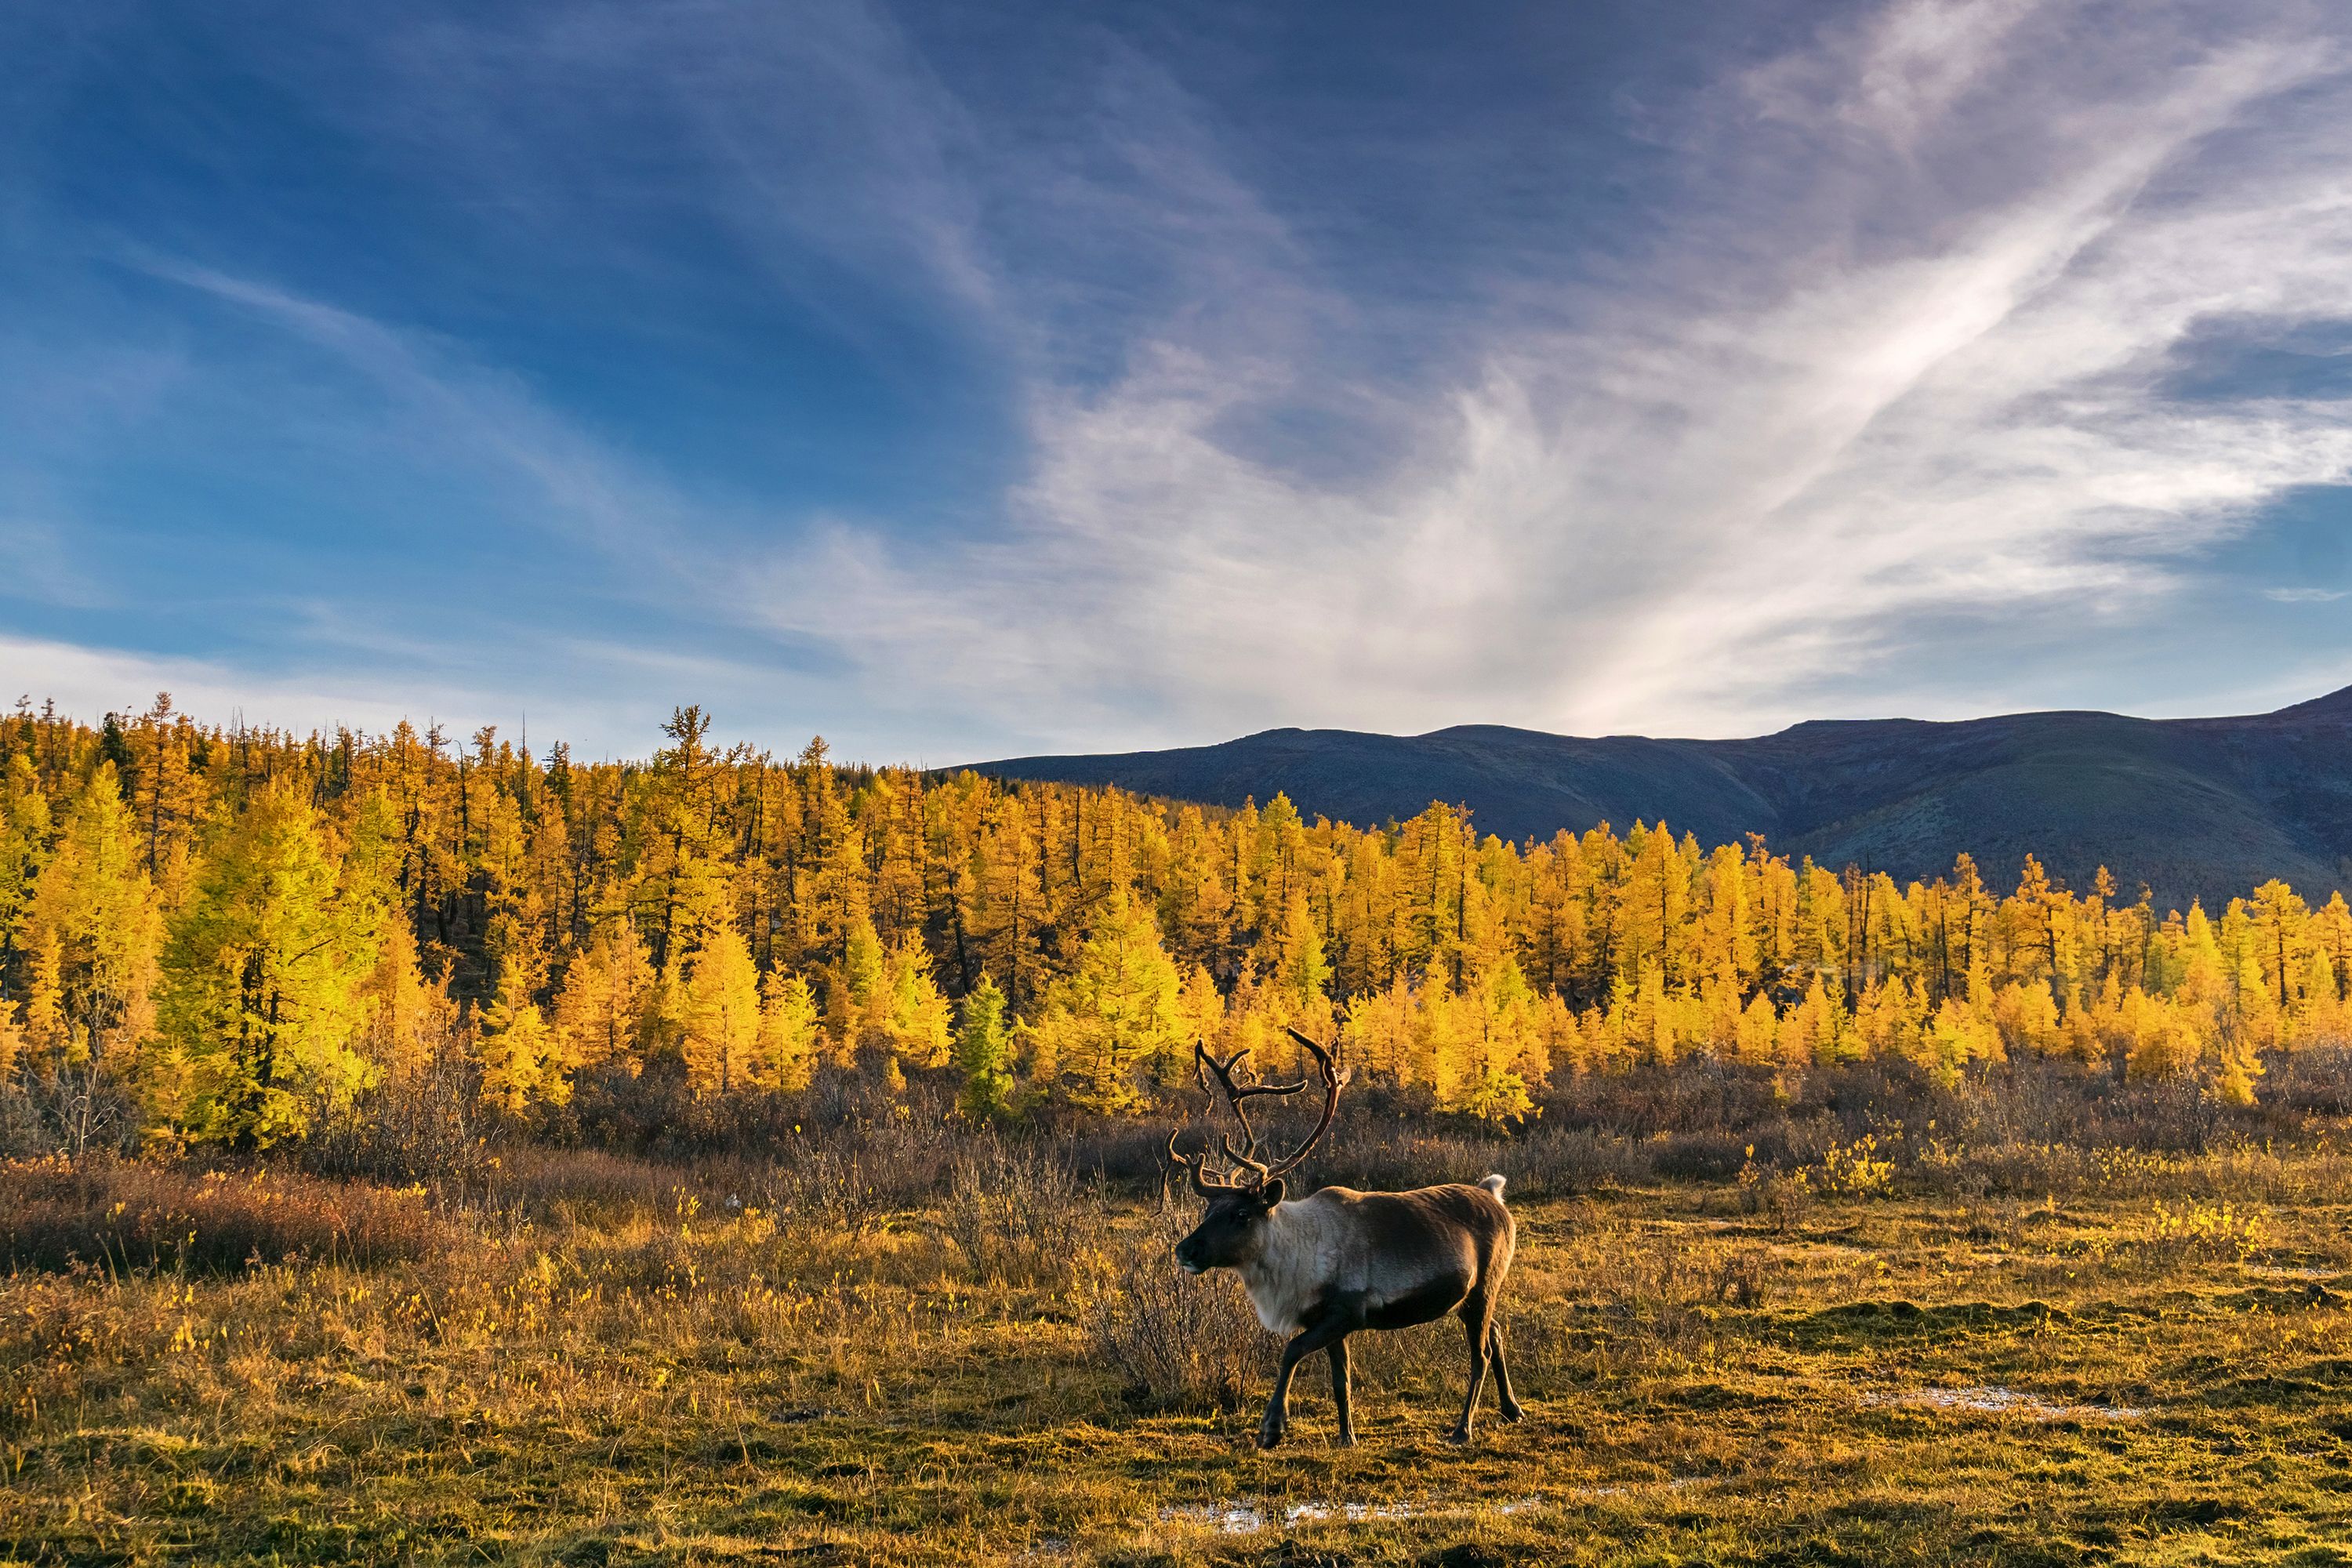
477, 1145, 710, 1221
750, 1085, 976, 1229
299, 1056, 491, 1185
3, 1064, 143, 1158
0, 1156, 452, 1274
1713, 1245, 1772, 1308
1083, 1200, 1266, 1410
938, 1135, 1101, 1283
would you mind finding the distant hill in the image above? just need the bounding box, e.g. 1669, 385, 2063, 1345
963, 687, 2352, 911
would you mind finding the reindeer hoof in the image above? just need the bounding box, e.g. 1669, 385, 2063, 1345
1335, 1431, 1358, 1449
1258, 1425, 1286, 1450
1446, 1426, 1474, 1446
1500, 1402, 1525, 1424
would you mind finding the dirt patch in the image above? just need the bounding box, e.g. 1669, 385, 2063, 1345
1867, 1385, 2145, 1421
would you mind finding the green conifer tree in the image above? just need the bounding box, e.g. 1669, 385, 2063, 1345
954, 973, 1015, 1121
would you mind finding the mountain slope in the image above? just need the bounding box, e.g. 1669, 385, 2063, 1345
963, 688, 2352, 909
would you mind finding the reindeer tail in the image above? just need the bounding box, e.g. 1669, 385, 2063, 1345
1479, 1174, 1507, 1199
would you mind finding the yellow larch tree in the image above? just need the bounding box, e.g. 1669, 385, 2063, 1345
880, 936, 954, 1070
24, 764, 162, 1076
755, 970, 822, 1093
553, 909, 655, 1081
680, 923, 762, 1098
1028, 888, 1184, 1113
156, 782, 373, 1145
475, 968, 554, 1114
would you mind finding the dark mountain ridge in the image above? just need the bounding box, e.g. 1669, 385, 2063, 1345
964, 687, 2352, 911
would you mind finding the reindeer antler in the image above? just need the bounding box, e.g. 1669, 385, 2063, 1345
1261, 1027, 1346, 1181
1195, 1041, 1307, 1175
1166, 1031, 1350, 1196
1167, 1127, 1246, 1197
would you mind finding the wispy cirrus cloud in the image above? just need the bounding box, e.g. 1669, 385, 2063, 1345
751, 0, 2352, 746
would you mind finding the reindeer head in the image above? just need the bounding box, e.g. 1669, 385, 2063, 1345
1169, 1027, 1345, 1274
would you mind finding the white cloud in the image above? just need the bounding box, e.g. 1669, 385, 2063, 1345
0, 632, 495, 740
1750, 0, 2044, 149
748, 1, 2352, 750
2265, 586, 2347, 602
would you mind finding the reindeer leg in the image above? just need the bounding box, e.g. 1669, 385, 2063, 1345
1261, 1310, 1356, 1450
1487, 1319, 1523, 1423
1449, 1294, 1493, 1445
1327, 1334, 1356, 1448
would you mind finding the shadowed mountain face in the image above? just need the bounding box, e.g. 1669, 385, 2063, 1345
964, 688, 2352, 911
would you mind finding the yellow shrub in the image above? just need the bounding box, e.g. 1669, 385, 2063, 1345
1816, 1134, 1895, 1197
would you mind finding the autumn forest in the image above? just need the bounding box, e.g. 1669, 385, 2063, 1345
3, 694, 2348, 1151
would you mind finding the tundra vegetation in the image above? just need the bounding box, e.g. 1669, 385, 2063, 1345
5, 699, 2352, 1563
10, 1062, 2352, 1565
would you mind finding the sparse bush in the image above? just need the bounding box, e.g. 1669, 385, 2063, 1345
1816, 1134, 1896, 1197
1276, 1111, 1644, 1199
938, 1134, 1098, 1282
481, 1145, 722, 1222
1714, 1246, 1772, 1308
1737, 1150, 1813, 1232
0, 1065, 142, 1160
1655, 1130, 1751, 1183
2140, 1198, 2267, 1263
1083, 1200, 1266, 1410
299, 1056, 492, 1185
742, 1081, 978, 1229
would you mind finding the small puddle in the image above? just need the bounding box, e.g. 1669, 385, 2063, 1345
1159, 1480, 1693, 1535
2245, 1265, 2338, 1282
1868, 1385, 2144, 1420
1158, 1497, 1541, 1534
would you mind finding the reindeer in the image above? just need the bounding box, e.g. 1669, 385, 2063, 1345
1167, 1027, 1523, 1450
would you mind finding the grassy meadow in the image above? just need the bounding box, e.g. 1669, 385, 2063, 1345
9, 1069, 2352, 1567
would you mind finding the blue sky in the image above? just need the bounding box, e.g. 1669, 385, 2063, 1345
4, 0, 2350, 762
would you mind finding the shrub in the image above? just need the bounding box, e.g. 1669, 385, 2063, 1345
0, 1156, 450, 1274
0, 1065, 142, 1160
754, 1101, 974, 1232
299, 1058, 492, 1185
478, 1145, 717, 1222
2140, 1198, 2267, 1263
1654, 1130, 1751, 1183
1816, 1135, 1896, 1197
1083, 1200, 1266, 1410
1737, 1151, 1813, 1232
938, 1135, 1097, 1283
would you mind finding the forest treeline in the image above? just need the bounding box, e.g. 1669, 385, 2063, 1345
3, 695, 2349, 1148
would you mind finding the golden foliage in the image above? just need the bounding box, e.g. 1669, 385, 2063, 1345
1, 698, 2346, 1135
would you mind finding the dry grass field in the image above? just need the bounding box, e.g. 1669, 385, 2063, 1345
7, 1126, 2352, 1567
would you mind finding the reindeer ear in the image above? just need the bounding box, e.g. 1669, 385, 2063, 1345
1260, 1178, 1286, 1208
